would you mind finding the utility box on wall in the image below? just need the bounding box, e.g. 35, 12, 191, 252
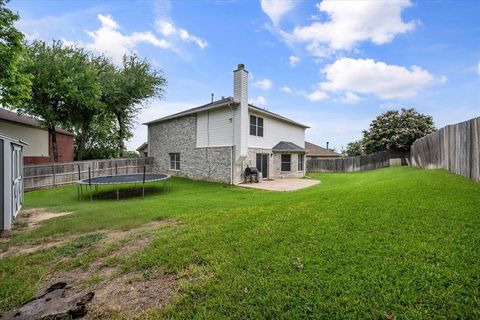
1, 133, 27, 231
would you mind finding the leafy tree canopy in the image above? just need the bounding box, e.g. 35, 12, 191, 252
362, 108, 435, 154
20, 40, 101, 161
342, 140, 363, 156
0, 0, 31, 107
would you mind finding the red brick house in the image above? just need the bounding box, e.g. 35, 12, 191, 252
0, 108, 74, 164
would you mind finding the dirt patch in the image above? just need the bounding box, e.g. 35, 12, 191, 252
86, 273, 177, 318
0, 240, 70, 259
0, 218, 174, 259
1, 216, 181, 317
0, 208, 73, 239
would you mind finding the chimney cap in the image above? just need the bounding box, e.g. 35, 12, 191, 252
237, 63, 245, 69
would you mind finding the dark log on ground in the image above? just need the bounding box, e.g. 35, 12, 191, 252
0, 282, 94, 320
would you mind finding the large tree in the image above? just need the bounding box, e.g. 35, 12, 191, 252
20, 40, 101, 162
362, 108, 435, 154
0, 0, 31, 107
101, 55, 166, 157
342, 140, 363, 157
69, 55, 110, 160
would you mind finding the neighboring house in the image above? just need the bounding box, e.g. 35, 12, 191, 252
305, 141, 342, 159
136, 142, 148, 157
0, 108, 74, 164
1, 133, 27, 231
145, 64, 309, 184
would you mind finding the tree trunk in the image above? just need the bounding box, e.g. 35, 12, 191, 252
77, 121, 90, 161
49, 125, 59, 163
116, 113, 125, 158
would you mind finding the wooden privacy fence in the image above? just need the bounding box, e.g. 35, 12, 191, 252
307, 151, 390, 173
411, 117, 480, 182
24, 157, 154, 191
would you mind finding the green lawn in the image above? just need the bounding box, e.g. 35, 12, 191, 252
1, 167, 479, 318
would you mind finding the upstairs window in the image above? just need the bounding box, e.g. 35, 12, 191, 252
250, 115, 264, 137
281, 154, 291, 171
169, 153, 180, 170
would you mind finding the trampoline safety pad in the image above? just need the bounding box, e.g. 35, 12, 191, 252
77, 173, 171, 201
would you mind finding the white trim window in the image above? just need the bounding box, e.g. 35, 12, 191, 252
298, 154, 304, 171
250, 115, 264, 137
281, 154, 291, 171
169, 153, 180, 170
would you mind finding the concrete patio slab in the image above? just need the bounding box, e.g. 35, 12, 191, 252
239, 178, 320, 192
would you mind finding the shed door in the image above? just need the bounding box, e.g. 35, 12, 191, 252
11, 144, 23, 218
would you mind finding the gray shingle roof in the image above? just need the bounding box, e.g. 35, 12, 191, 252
272, 141, 306, 153
143, 97, 309, 128
143, 97, 235, 125
305, 141, 341, 157
0, 108, 74, 136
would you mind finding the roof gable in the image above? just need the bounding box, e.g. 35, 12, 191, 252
272, 141, 305, 152
144, 97, 309, 129
305, 141, 341, 157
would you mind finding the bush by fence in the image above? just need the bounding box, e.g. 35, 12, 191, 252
307, 151, 390, 173
24, 157, 154, 191
410, 117, 480, 182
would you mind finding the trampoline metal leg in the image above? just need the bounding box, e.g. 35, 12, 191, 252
117, 187, 119, 200
89, 185, 92, 202
142, 183, 145, 198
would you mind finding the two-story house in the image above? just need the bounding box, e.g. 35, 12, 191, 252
145, 64, 309, 184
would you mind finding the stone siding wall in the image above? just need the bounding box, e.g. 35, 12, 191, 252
247, 148, 273, 179
273, 152, 305, 178
148, 115, 232, 184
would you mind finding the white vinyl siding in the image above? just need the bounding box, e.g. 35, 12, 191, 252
196, 108, 234, 147
0, 120, 49, 157
248, 112, 305, 149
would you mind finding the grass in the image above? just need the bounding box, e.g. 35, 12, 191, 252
0, 167, 479, 318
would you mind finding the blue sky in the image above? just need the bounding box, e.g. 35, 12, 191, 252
9, 0, 480, 151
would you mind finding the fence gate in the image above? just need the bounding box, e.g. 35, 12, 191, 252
11, 144, 23, 217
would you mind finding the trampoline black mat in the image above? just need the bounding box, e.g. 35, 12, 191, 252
78, 173, 170, 185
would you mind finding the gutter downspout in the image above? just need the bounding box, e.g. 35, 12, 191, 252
228, 102, 235, 185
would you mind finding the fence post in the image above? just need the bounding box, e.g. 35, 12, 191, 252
52, 162, 56, 186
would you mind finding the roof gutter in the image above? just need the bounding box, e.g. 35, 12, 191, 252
143, 100, 239, 126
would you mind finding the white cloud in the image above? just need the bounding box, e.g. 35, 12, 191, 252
155, 20, 207, 49
84, 14, 171, 64
250, 96, 267, 106
54, 13, 207, 64
306, 90, 329, 102
281, 86, 293, 93
340, 92, 361, 104
319, 58, 435, 99
254, 78, 273, 90
260, 0, 297, 26
477, 61, 480, 76
289, 55, 300, 67
283, 0, 417, 57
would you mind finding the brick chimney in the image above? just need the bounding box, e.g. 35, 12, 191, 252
233, 64, 249, 162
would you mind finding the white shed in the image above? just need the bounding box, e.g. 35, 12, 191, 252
1, 133, 27, 231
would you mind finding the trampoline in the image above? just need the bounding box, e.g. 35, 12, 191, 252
77, 168, 170, 201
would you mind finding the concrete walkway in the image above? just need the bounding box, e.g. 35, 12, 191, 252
239, 178, 320, 192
